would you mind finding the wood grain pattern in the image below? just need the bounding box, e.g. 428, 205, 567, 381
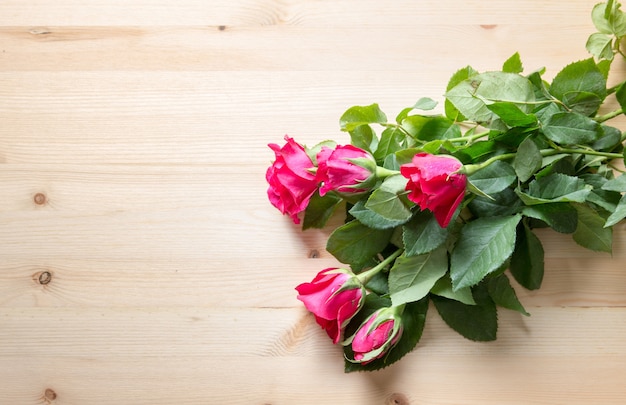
1, 0, 626, 403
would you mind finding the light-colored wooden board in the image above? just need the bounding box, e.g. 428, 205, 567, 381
2, 0, 626, 403
0, 307, 625, 404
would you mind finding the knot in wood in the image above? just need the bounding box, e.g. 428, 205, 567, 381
308, 249, 320, 258
44, 388, 57, 400
34, 192, 47, 205
37, 271, 52, 285
386, 392, 409, 405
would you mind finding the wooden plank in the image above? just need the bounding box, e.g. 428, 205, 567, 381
1, 72, 624, 165
0, 0, 601, 27
0, 166, 625, 309
0, 307, 625, 404
0, 24, 602, 72
1, 254, 626, 309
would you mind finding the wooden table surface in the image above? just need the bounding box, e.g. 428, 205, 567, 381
2, 1, 626, 404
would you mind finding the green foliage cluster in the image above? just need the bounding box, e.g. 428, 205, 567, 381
301, 2, 626, 371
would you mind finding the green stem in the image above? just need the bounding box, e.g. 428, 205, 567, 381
543, 147, 623, 160
357, 248, 403, 285
459, 152, 517, 175
383, 123, 414, 139
595, 108, 624, 123
446, 130, 490, 144
607, 81, 625, 95
460, 146, 623, 176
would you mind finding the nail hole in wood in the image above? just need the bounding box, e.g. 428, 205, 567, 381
308, 249, 320, 258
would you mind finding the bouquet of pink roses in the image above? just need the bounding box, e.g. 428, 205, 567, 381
267, 1, 626, 372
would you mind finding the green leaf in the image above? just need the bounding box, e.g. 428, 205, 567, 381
344, 298, 428, 372
502, 52, 523, 73
450, 214, 522, 290
413, 97, 438, 110
389, 248, 448, 306
487, 274, 530, 316
522, 203, 578, 233
535, 154, 576, 179
549, 58, 607, 108
395, 147, 424, 165
348, 125, 377, 153
445, 66, 479, 121
466, 179, 496, 201
602, 173, 626, 192
401, 115, 461, 141
468, 188, 522, 218
615, 81, 626, 113
396, 98, 439, 123
527, 69, 553, 102
572, 204, 612, 253
365, 175, 412, 222
326, 220, 394, 266
562, 91, 604, 116
402, 210, 449, 256
592, 1, 615, 34
349, 200, 408, 230
586, 32, 614, 61
594, 124, 623, 151
605, 194, 626, 227
302, 191, 342, 230
467, 160, 517, 195
445, 71, 535, 124
486, 102, 537, 127
512, 137, 542, 182
510, 221, 544, 290
591, 1, 626, 37
432, 284, 497, 341
542, 112, 601, 145
340, 104, 387, 132
373, 127, 405, 162
453, 141, 498, 165
597, 58, 613, 79
430, 275, 476, 305
516, 173, 592, 205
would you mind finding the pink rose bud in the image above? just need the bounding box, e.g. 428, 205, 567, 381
400, 152, 467, 228
346, 306, 404, 365
266, 136, 319, 224
295, 268, 366, 344
316, 145, 377, 197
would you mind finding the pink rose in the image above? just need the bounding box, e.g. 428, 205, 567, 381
400, 153, 467, 228
348, 306, 403, 365
295, 268, 366, 344
266, 136, 319, 224
316, 145, 377, 197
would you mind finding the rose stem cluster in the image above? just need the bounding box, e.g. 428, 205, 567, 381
295, 249, 404, 364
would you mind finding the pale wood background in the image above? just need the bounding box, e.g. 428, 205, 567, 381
1, 1, 626, 404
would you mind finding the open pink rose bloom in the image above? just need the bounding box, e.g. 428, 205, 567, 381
266, 136, 319, 224
295, 268, 365, 344
316, 144, 376, 196
400, 152, 467, 228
